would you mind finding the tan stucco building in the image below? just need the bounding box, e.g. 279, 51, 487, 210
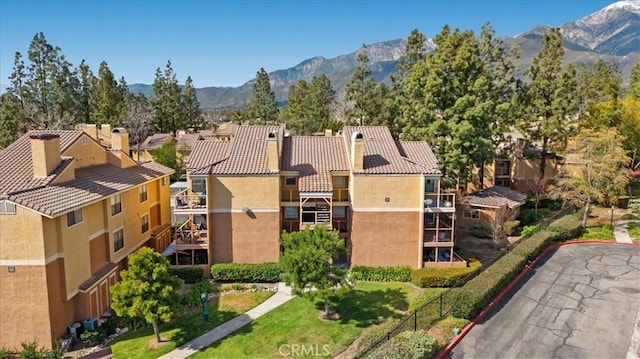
0, 126, 173, 349
170, 125, 465, 272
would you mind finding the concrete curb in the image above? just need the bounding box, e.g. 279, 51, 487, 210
437, 240, 640, 359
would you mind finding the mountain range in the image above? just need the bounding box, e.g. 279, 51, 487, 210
123, 1, 640, 109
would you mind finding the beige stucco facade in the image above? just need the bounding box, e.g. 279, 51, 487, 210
0, 128, 172, 350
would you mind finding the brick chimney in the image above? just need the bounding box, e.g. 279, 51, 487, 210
111, 128, 130, 155
267, 131, 279, 172
351, 132, 364, 171
30, 134, 61, 178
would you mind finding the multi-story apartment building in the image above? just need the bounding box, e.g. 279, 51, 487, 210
0, 127, 173, 349
170, 125, 465, 272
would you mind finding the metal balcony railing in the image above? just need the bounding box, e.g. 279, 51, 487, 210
173, 189, 206, 209
424, 193, 455, 209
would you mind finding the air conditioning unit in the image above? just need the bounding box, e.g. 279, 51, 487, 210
68, 322, 82, 339
83, 317, 98, 331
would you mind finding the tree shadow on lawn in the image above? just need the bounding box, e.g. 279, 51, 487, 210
316, 288, 409, 328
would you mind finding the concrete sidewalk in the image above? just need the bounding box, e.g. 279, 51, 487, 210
159, 283, 294, 359
614, 220, 638, 244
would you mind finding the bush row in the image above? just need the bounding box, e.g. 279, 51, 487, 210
449, 213, 583, 320
350, 265, 412, 282
170, 266, 205, 284
410, 258, 482, 288
210, 262, 282, 282
369, 330, 438, 359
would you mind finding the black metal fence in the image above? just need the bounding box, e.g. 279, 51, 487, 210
353, 206, 575, 358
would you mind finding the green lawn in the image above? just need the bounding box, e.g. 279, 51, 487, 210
629, 223, 640, 242
191, 282, 422, 358
578, 224, 615, 241
110, 291, 274, 359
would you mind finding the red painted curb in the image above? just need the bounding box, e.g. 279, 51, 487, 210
437, 240, 640, 359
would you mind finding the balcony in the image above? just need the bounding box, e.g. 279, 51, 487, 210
424, 193, 455, 212
282, 219, 300, 233
301, 211, 331, 226
173, 216, 208, 249
424, 229, 453, 245
332, 218, 349, 234
173, 189, 207, 213
332, 188, 349, 202
424, 217, 454, 230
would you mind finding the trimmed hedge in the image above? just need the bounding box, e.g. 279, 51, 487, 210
503, 220, 520, 236
350, 266, 412, 282
410, 258, 482, 288
450, 213, 583, 320
518, 209, 545, 226
170, 266, 204, 284
210, 262, 282, 283
369, 330, 438, 359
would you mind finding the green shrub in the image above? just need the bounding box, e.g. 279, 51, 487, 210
170, 266, 204, 284
0, 346, 12, 359
433, 316, 470, 334
547, 214, 583, 240
210, 262, 282, 282
350, 266, 412, 282
629, 222, 638, 230
503, 220, 520, 236
469, 222, 492, 238
181, 280, 215, 308
521, 225, 539, 238
579, 224, 614, 240
410, 258, 481, 288
369, 330, 438, 359
518, 209, 544, 226
356, 318, 401, 352
408, 288, 445, 312
80, 330, 105, 346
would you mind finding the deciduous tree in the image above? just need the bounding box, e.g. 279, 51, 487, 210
110, 247, 183, 344
280, 226, 351, 318
549, 128, 631, 227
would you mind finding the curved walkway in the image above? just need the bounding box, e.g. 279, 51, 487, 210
159, 283, 295, 359
615, 220, 639, 244
445, 243, 640, 359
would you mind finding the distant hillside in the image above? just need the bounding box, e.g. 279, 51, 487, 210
126, 1, 638, 109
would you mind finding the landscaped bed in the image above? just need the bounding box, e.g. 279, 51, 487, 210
190, 282, 422, 358
109, 290, 274, 359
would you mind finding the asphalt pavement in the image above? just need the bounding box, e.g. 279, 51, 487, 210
450, 243, 640, 359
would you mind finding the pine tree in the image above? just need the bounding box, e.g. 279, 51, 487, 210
183, 76, 203, 130
247, 68, 278, 124
24, 32, 60, 128
0, 93, 21, 148
309, 75, 336, 131
151, 61, 183, 134
628, 55, 640, 100
344, 48, 378, 125
76, 60, 94, 124
283, 79, 311, 134
521, 28, 578, 178
89, 61, 125, 126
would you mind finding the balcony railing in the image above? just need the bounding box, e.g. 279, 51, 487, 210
282, 219, 300, 233
424, 229, 453, 243
332, 219, 349, 233
173, 189, 206, 210
301, 211, 331, 225
173, 216, 207, 246
424, 193, 455, 209
424, 218, 454, 229
332, 188, 349, 202
281, 188, 300, 202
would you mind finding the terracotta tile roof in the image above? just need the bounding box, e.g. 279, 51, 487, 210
187, 141, 232, 173
7, 162, 173, 218
464, 186, 527, 209
79, 262, 118, 291
189, 125, 283, 175
396, 141, 440, 175
0, 130, 84, 196
342, 126, 440, 174
176, 133, 203, 150
282, 136, 350, 193
140, 133, 172, 151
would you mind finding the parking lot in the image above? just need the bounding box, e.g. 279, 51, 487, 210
450, 243, 640, 359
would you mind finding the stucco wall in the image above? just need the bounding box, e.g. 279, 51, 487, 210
210, 211, 280, 263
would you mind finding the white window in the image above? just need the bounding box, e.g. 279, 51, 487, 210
463, 209, 480, 220
141, 214, 149, 233
284, 207, 297, 218
66, 209, 83, 227
110, 194, 122, 216
332, 206, 346, 218
113, 229, 124, 252
139, 184, 148, 202
285, 177, 296, 187
0, 200, 16, 215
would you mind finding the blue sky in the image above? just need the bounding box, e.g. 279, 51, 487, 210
0, 0, 615, 88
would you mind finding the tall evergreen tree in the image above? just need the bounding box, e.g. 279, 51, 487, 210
89, 61, 125, 126
183, 76, 204, 130
247, 68, 278, 124
521, 28, 578, 178
24, 32, 60, 128
151, 61, 183, 134
283, 79, 311, 134
309, 75, 337, 130
76, 60, 94, 124
0, 93, 20, 148
344, 48, 378, 125
576, 59, 622, 119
